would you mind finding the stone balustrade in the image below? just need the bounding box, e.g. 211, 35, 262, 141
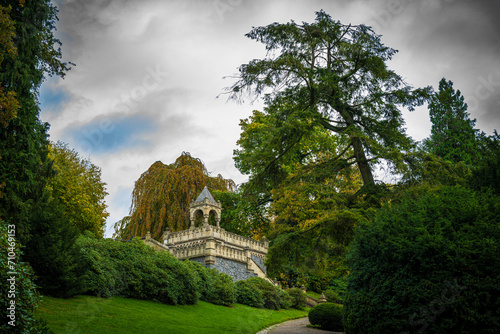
163, 224, 268, 277
164, 224, 269, 256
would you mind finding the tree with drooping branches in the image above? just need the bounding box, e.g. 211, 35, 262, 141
114, 152, 235, 240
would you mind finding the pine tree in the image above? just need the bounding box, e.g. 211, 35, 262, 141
424, 78, 479, 165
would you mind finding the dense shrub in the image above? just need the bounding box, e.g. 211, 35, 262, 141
324, 289, 342, 304
287, 288, 307, 309
0, 223, 52, 333
344, 186, 500, 334
235, 279, 264, 308
238, 277, 290, 310
183, 260, 236, 306
309, 302, 344, 331
205, 269, 236, 306
76, 234, 198, 305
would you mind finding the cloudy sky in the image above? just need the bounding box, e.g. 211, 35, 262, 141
40, 0, 500, 237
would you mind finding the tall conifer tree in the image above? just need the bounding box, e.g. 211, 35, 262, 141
0, 0, 77, 297
424, 78, 479, 165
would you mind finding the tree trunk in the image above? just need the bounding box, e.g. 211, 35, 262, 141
351, 136, 375, 186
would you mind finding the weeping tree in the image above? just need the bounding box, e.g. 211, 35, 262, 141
114, 152, 235, 240
226, 10, 431, 202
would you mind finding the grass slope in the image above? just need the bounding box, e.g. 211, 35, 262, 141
35, 296, 307, 334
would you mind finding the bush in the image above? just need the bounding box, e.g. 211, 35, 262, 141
250, 277, 282, 309
235, 279, 264, 308
236, 277, 290, 310
309, 302, 344, 331
323, 289, 342, 304
344, 186, 500, 334
183, 260, 236, 306
76, 235, 199, 305
287, 288, 307, 309
205, 269, 236, 306
0, 223, 52, 333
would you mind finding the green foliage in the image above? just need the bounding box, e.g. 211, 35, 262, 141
76, 234, 198, 305
471, 131, 500, 194
235, 279, 265, 308
212, 190, 254, 237
0, 0, 71, 245
323, 289, 343, 304
401, 151, 472, 187
207, 270, 237, 306
228, 10, 430, 192
186, 260, 236, 306
423, 78, 480, 165
343, 186, 500, 334
25, 201, 82, 298
0, 4, 19, 128
77, 235, 236, 306
47, 141, 109, 237
242, 277, 291, 310
287, 288, 307, 309
308, 302, 344, 331
0, 223, 53, 333
0, 0, 78, 302
266, 209, 370, 288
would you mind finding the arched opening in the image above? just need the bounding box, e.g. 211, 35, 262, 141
194, 210, 204, 227
208, 210, 217, 225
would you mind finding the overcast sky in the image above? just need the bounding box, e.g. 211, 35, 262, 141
40, 0, 500, 237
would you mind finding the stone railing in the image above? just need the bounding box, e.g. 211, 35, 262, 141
163, 224, 268, 267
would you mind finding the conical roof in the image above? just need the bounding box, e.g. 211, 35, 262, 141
195, 186, 216, 203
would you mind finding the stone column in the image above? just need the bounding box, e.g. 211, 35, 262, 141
204, 237, 216, 267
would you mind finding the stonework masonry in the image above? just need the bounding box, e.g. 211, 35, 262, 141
161, 223, 269, 281
143, 187, 270, 282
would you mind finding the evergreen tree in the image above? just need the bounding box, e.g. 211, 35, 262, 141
423, 78, 479, 165
227, 10, 430, 197
0, 0, 76, 297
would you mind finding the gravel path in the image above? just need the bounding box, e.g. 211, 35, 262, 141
256, 317, 344, 334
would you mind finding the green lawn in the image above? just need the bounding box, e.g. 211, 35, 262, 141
35, 295, 308, 334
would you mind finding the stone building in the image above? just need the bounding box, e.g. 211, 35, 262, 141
144, 186, 268, 281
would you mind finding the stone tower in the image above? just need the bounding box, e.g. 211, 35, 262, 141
189, 186, 222, 229
159, 186, 270, 282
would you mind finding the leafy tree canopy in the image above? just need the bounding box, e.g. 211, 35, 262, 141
47, 141, 109, 238
114, 152, 235, 240
227, 10, 431, 197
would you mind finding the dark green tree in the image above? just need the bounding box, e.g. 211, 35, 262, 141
344, 186, 500, 333
0, 0, 76, 298
471, 130, 500, 194
227, 10, 430, 197
0, 0, 70, 245
423, 78, 479, 165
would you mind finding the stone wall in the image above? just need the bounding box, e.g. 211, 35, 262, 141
214, 257, 257, 281
160, 223, 269, 282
